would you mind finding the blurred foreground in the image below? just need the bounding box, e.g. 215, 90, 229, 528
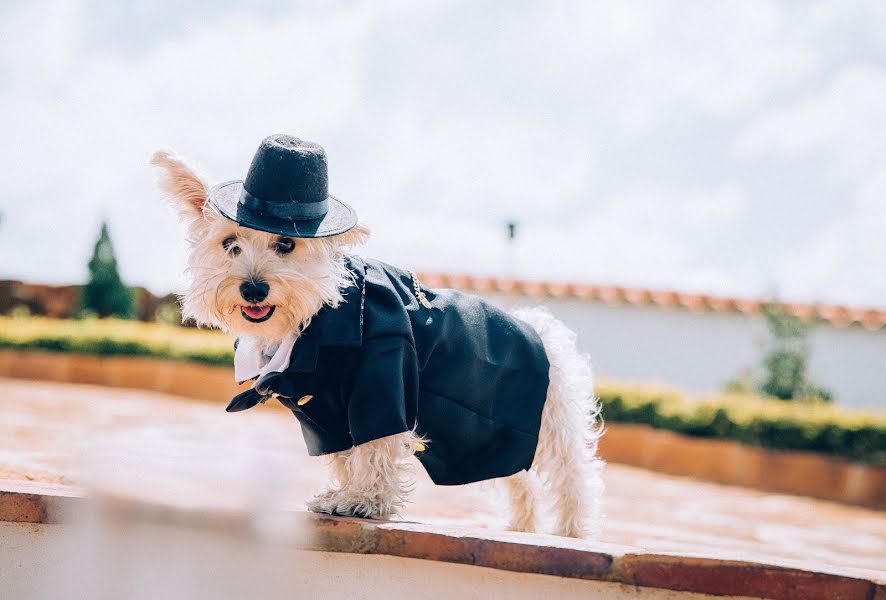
1, 377, 883, 575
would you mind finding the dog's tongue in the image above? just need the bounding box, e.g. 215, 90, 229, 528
243, 305, 271, 319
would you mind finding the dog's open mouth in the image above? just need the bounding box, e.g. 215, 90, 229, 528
241, 305, 275, 323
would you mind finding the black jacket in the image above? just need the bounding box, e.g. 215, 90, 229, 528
233, 256, 551, 486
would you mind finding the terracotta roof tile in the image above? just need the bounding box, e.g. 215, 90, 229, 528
415, 271, 886, 331
648, 290, 680, 308
677, 293, 709, 313
707, 296, 736, 312
859, 309, 886, 331
598, 286, 625, 306
545, 282, 571, 298
733, 298, 763, 315
623, 288, 651, 305
817, 304, 854, 328
521, 281, 548, 298
783, 303, 817, 321
571, 284, 598, 300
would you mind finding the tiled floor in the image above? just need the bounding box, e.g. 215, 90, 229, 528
1, 376, 883, 574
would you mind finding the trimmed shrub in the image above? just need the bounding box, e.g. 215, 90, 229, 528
0, 316, 233, 365
597, 381, 885, 465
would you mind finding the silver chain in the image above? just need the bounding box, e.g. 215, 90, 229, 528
408, 271, 433, 309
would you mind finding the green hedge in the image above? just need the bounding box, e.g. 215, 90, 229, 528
597, 382, 886, 465
0, 336, 233, 366
1, 317, 884, 464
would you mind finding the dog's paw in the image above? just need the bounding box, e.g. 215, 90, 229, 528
307, 489, 402, 520
305, 488, 338, 514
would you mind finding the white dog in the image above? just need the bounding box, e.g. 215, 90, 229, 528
152, 137, 603, 538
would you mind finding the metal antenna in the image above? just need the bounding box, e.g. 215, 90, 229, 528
504, 220, 518, 286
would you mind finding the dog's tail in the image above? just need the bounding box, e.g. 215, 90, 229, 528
512, 306, 604, 538
513, 307, 602, 451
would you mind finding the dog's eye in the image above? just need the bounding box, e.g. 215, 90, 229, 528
223, 236, 241, 256
274, 237, 295, 255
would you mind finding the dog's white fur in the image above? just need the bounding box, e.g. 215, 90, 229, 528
153, 150, 604, 538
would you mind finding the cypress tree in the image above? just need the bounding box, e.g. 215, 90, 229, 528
80, 221, 134, 318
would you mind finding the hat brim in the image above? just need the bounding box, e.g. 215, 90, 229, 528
207, 181, 358, 238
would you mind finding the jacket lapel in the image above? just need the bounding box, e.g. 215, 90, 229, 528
315, 255, 366, 347
285, 256, 367, 373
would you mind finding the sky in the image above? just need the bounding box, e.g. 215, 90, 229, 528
0, 0, 884, 307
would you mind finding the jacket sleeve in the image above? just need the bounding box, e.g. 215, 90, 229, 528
347, 335, 419, 447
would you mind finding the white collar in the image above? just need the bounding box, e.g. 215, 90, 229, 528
233, 332, 299, 384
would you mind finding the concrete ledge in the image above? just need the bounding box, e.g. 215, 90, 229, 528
0, 480, 882, 600
2, 349, 883, 508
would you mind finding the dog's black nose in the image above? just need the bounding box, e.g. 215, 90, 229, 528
240, 280, 269, 303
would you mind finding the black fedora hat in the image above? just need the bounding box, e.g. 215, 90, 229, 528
208, 134, 357, 238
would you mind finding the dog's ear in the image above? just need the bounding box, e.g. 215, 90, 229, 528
332, 223, 371, 248
150, 150, 208, 220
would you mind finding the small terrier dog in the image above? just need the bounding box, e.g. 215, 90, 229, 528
152, 135, 603, 538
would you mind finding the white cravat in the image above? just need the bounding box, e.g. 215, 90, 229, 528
233, 331, 299, 384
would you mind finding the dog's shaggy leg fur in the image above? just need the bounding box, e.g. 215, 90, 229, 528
305, 452, 350, 510
307, 431, 420, 519
501, 470, 541, 533
513, 307, 604, 539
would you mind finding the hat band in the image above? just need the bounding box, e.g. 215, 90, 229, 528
239, 189, 329, 220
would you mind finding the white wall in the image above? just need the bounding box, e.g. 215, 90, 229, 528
488, 294, 886, 409
808, 325, 886, 409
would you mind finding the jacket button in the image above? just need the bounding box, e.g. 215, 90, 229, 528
297, 395, 313, 406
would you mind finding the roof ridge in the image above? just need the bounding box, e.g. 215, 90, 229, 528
415, 271, 886, 331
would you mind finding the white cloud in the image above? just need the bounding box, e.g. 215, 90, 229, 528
0, 1, 883, 308
531, 0, 820, 133
594, 186, 746, 232
738, 65, 886, 304
0, 0, 84, 84
777, 222, 851, 301
737, 66, 886, 180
